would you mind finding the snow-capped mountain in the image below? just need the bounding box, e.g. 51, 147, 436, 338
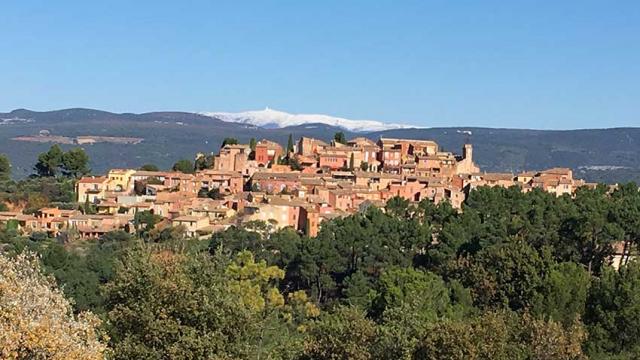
201, 108, 417, 132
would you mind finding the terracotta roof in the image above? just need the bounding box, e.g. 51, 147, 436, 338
379, 138, 437, 145
77, 176, 108, 184
252, 172, 301, 181
540, 167, 572, 175
173, 215, 208, 222
132, 171, 168, 177
478, 173, 514, 181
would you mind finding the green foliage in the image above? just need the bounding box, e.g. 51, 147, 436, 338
171, 159, 194, 173
414, 311, 586, 360
34, 144, 64, 177
33, 145, 89, 178
452, 240, 547, 311
333, 132, 346, 144
105, 245, 312, 359
61, 147, 90, 178
371, 267, 466, 358
194, 153, 214, 171
287, 133, 294, 153
83, 196, 97, 214
221, 137, 238, 147
138, 163, 159, 171
289, 156, 303, 171
198, 186, 224, 200
302, 306, 377, 360
0, 176, 75, 212
1, 183, 638, 359
371, 267, 455, 321
133, 210, 162, 239
0, 229, 133, 314
534, 262, 590, 326
0, 153, 11, 180
585, 261, 640, 357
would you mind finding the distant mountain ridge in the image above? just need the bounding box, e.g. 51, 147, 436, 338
201, 108, 417, 132
1, 108, 639, 184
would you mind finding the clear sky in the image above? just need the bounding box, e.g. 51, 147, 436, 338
1, 0, 638, 129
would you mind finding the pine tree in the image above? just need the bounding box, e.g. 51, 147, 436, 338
287, 134, 294, 154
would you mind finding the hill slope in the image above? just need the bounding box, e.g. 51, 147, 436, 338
1, 108, 639, 183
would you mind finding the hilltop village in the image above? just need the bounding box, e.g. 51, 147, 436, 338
1, 136, 588, 239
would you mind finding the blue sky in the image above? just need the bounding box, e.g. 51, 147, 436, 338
1, 0, 638, 129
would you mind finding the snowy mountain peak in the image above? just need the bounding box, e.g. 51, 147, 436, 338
200, 108, 417, 132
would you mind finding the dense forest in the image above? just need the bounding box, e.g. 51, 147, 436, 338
2, 150, 640, 359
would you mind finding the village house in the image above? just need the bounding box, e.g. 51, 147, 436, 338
171, 215, 211, 237
67, 214, 133, 239
196, 169, 244, 194
254, 139, 284, 166
107, 169, 137, 192
214, 144, 250, 172
243, 195, 319, 236
251, 172, 302, 193
76, 176, 109, 203
319, 153, 349, 170
297, 137, 329, 157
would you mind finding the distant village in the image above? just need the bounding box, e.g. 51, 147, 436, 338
0, 135, 591, 240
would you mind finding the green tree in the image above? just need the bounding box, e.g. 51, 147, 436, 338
414, 311, 586, 360
249, 137, 257, 151
453, 241, 547, 311
567, 186, 623, 274
360, 161, 369, 171
334, 131, 346, 145
105, 246, 310, 359
302, 306, 377, 360
585, 261, 640, 357
534, 262, 590, 326
134, 210, 160, 238
287, 133, 294, 154
611, 183, 640, 266
372, 267, 466, 358
349, 153, 355, 171
83, 196, 97, 214
0, 153, 10, 180
194, 153, 214, 171
198, 187, 224, 200
289, 156, 303, 171
172, 159, 194, 173
34, 144, 64, 177
342, 270, 375, 309
221, 137, 238, 147
61, 147, 90, 178
139, 163, 159, 171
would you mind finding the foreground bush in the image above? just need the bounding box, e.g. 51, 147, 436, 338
0, 252, 108, 359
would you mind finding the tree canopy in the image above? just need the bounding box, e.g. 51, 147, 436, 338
2, 182, 640, 358
0, 252, 107, 359
172, 159, 194, 174
0, 154, 11, 180
34, 145, 90, 178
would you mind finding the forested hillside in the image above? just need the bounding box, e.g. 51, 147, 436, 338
2, 173, 640, 358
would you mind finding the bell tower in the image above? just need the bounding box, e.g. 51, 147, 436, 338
463, 143, 473, 161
